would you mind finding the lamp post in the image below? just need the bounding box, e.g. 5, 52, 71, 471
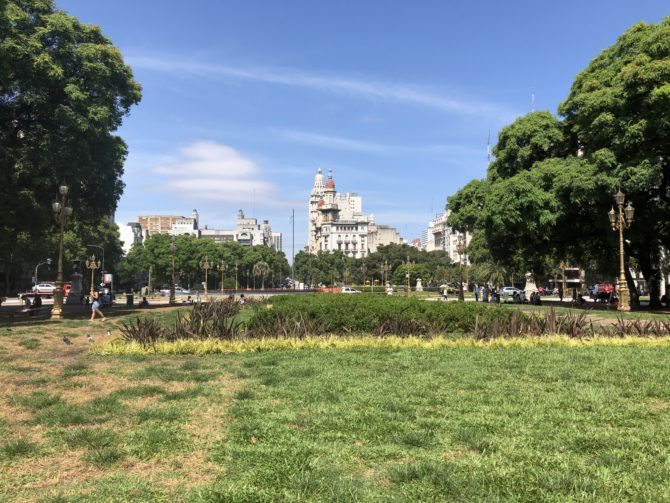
234, 261, 239, 292
218, 262, 227, 292
85, 244, 104, 274
360, 263, 367, 291
608, 190, 635, 311
51, 185, 73, 319
199, 256, 212, 300
382, 259, 390, 286
169, 237, 176, 305
456, 234, 466, 302
34, 258, 52, 287
404, 255, 414, 297
85, 255, 101, 299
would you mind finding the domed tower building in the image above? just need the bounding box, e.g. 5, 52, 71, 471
308, 168, 325, 253
307, 168, 397, 258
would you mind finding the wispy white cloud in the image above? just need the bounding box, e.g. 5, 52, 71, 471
127, 55, 517, 120
150, 140, 290, 206
276, 129, 482, 157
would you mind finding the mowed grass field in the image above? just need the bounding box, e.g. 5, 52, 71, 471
1, 311, 670, 501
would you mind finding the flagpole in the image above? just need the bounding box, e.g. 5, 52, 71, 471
291, 208, 295, 290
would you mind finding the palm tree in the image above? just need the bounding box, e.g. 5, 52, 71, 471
252, 261, 271, 290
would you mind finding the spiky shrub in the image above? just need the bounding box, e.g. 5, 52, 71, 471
119, 318, 165, 346
170, 299, 243, 340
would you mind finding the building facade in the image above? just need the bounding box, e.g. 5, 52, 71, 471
132, 209, 281, 251
308, 168, 401, 258
423, 210, 471, 265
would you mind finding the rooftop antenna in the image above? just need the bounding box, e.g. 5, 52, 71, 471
531, 89, 535, 112
486, 130, 491, 163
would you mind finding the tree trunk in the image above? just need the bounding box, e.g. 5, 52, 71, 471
635, 243, 662, 308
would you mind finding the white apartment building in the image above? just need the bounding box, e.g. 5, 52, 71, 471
423, 210, 471, 264
308, 168, 401, 258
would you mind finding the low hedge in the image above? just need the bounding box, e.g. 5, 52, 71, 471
246, 294, 512, 337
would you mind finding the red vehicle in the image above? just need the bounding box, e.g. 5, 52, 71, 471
591, 283, 615, 302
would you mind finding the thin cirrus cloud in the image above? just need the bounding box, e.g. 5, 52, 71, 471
151, 141, 290, 206
127, 55, 517, 120
276, 129, 483, 158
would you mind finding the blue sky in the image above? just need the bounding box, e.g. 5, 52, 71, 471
57, 1, 668, 255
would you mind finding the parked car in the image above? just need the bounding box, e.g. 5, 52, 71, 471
159, 286, 191, 296
341, 286, 361, 294
500, 286, 522, 297
32, 283, 56, 294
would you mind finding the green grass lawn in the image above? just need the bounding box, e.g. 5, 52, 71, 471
1, 307, 670, 501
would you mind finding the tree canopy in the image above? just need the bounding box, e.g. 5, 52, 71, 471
447, 16, 670, 305
0, 0, 141, 293
121, 236, 291, 292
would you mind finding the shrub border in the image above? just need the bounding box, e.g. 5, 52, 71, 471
93, 335, 670, 356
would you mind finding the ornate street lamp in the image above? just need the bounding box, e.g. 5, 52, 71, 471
218, 262, 227, 292
199, 256, 212, 300
456, 234, 466, 302
608, 190, 635, 311
234, 261, 239, 291
51, 185, 73, 319
404, 255, 414, 297
360, 263, 367, 290
382, 259, 390, 286
169, 237, 176, 305
85, 254, 101, 300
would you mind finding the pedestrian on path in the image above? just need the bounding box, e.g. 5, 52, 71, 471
90, 290, 106, 322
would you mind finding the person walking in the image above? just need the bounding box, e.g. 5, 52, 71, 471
474, 285, 480, 302
90, 289, 106, 321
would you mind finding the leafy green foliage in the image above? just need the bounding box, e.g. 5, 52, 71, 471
448, 16, 670, 305
121, 235, 290, 290
246, 294, 507, 337
0, 0, 141, 294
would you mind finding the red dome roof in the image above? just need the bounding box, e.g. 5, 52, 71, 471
325, 178, 335, 190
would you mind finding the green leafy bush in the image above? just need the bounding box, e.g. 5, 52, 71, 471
246, 295, 510, 337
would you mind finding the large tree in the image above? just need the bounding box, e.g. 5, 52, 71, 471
0, 0, 141, 293
448, 16, 670, 306
559, 17, 670, 305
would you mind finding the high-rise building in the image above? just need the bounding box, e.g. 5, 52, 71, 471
308, 168, 401, 258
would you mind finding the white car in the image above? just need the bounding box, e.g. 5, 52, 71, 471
500, 286, 522, 296
159, 286, 191, 296
341, 286, 361, 294
33, 283, 56, 294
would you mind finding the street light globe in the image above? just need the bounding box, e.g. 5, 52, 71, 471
614, 190, 625, 207
59, 185, 69, 196
624, 201, 635, 224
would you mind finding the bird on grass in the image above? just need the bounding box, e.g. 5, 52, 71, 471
106, 330, 111, 337
87, 334, 94, 344
63, 336, 71, 345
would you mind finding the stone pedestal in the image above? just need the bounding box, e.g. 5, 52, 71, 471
524, 272, 537, 299
66, 272, 83, 304
415, 278, 423, 292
